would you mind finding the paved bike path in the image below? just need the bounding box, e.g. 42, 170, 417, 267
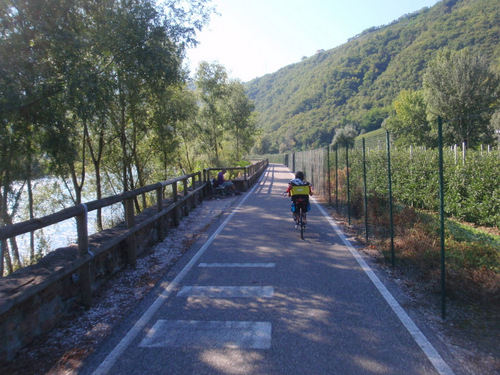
84, 164, 454, 375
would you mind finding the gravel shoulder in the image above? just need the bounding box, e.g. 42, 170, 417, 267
2, 196, 498, 375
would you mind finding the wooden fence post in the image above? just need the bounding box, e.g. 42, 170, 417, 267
182, 177, 188, 216
244, 167, 249, 190
76, 204, 92, 306
193, 174, 198, 207
172, 182, 179, 226
125, 197, 137, 266
156, 185, 164, 240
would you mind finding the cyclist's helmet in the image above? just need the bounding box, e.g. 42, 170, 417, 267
295, 171, 304, 180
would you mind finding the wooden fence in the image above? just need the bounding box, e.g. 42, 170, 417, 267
0, 159, 268, 365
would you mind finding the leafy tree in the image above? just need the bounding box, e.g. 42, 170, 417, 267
384, 90, 435, 147
194, 63, 258, 166
223, 81, 257, 164
156, 85, 197, 176
0, 0, 214, 274
251, 134, 273, 155
359, 107, 391, 133
423, 48, 499, 147
0, 0, 77, 274
331, 125, 358, 148
195, 61, 230, 166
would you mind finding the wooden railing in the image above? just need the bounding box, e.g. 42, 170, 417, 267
0, 172, 203, 297
203, 159, 269, 192
0, 160, 268, 365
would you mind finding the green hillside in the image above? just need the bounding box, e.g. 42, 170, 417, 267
246, 0, 500, 153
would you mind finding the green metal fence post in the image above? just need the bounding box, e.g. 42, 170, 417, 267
346, 140, 351, 225
363, 138, 369, 242
386, 131, 395, 267
327, 146, 332, 206
438, 116, 447, 319
335, 145, 339, 210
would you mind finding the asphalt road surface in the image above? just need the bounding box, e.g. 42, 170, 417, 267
81, 164, 455, 375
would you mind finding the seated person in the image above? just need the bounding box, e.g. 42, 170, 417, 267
217, 169, 241, 195
286, 171, 313, 224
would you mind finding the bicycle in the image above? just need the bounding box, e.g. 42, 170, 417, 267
293, 197, 308, 239
285, 184, 311, 240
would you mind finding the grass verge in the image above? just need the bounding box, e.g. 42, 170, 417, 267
340, 197, 499, 304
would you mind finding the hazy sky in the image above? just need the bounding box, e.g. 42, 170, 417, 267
185, 0, 441, 82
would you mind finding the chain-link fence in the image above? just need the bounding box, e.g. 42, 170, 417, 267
258, 127, 499, 319
266, 131, 499, 227
283, 148, 330, 199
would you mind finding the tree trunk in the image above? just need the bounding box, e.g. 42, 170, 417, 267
85, 117, 105, 231
3, 240, 13, 275
28, 175, 35, 262
9, 237, 21, 269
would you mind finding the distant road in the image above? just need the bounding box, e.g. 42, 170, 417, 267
81, 164, 455, 375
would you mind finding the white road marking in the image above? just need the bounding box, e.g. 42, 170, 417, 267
177, 286, 274, 298
314, 200, 455, 375
91, 173, 267, 375
199, 262, 275, 268
139, 320, 272, 349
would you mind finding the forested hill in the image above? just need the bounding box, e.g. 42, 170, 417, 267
245, 0, 500, 153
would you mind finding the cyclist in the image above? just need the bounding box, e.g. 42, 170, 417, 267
286, 171, 313, 225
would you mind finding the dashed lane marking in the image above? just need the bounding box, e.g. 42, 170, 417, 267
177, 286, 274, 298
91, 172, 268, 375
138, 320, 272, 349
198, 262, 275, 268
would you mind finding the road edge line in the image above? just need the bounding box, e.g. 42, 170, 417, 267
92, 169, 268, 375
315, 202, 455, 375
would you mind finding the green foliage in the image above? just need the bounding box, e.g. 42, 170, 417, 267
194, 62, 257, 168
384, 90, 436, 147
444, 219, 500, 271
423, 48, 500, 147
446, 152, 500, 227
246, 0, 500, 151
331, 125, 357, 148
0, 0, 228, 273
335, 142, 500, 228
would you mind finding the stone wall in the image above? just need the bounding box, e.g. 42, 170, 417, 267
0, 161, 267, 365
0, 189, 200, 365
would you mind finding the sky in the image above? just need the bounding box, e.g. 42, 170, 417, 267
185, 0, 441, 82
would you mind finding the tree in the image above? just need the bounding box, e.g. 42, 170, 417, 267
491, 110, 500, 146
331, 125, 358, 148
195, 62, 230, 166
384, 90, 435, 147
359, 107, 390, 133
0, 0, 214, 274
423, 48, 500, 147
156, 85, 197, 176
223, 81, 257, 164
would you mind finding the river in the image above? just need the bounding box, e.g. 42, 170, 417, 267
13, 177, 124, 261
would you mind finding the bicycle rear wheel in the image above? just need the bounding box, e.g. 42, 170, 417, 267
299, 208, 305, 240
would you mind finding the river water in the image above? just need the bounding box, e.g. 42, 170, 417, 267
12, 178, 125, 261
